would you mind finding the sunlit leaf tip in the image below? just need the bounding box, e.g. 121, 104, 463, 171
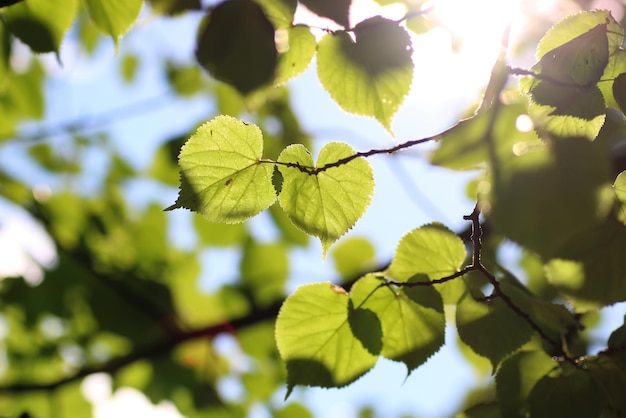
277, 142, 374, 256
166, 115, 276, 223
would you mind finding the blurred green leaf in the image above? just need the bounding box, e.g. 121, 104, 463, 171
527, 365, 603, 418
331, 236, 376, 280
487, 138, 613, 257
83, 0, 142, 46
495, 350, 557, 418
195, 0, 277, 94
121, 53, 139, 83
241, 240, 288, 305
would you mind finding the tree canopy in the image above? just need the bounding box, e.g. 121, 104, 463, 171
1, 0, 626, 417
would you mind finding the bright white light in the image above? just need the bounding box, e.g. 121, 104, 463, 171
82, 374, 184, 418
430, 0, 523, 71
0, 206, 57, 284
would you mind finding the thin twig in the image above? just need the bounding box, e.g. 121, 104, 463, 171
266, 136, 438, 175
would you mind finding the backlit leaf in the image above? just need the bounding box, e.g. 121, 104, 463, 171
83, 0, 142, 46
317, 17, 413, 131
386, 223, 465, 282
527, 366, 603, 418
275, 282, 378, 397
350, 274, 445, 373
585, 355, 626, 416
274, 25, 316, 86
614, 170, 626, 202
487, 138, 612, 257
545, 219, 626, 311
496, 350, 557, 418
520, 10, 622, 140
613, 73, 626, 114
456, 292, 534, 370
195, 0, 277, 94
166, 115, 277, 223
277, 142, 373, 255
255, 0, 296, 28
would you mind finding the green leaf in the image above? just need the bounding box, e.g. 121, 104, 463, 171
525, 81, 606, 140
3, 0, 77, 54
495, 350, 557, 418
83, 0, 142, 46
386, 223, 465, 282
274, 25, 316, 86
456, 292, 534, 370
166, 115, 277, 223
519, 10, 622, 140
608, 315, 626, 349
120, 53, 139, 83
537, 19, 610, 86
194, 215, 247, 247
317, 17, 413, 132
585, 355, 626, 416
613, 73, 626, 114
499, 277, 578, 339
241, 241, 289, 306
275, 282, 378, 397
527, 366, 603, 418
350, 274, 445, 373
533, 10, 622, 88
544, 220, 626, 311
331, 236, 376, 280
166, 62, 204, 96
195, 0, 277, 95
277, 142, 373, 255
614, 170, 626, 203
254, 0, 296, 28
487, 138, 613, 257
299, 0, 350, 27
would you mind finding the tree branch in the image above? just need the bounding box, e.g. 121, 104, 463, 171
265, 135, 439, 175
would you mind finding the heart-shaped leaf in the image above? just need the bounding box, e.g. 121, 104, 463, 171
166, 115, 276, 223
275, 282, 378, 397
277, 142, 373, 255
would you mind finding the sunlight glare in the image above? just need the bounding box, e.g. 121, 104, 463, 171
431, 0, 523, 64
432, 0, 521, 43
